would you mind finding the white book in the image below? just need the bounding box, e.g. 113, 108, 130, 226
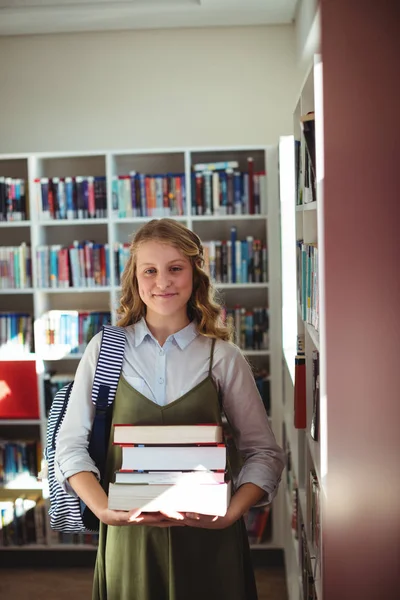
120, 445, 226, 472
114, 470, 225, 485
108, 481, 231, 516
114, 424, 223, 445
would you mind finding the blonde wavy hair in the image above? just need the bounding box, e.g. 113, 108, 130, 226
116, 218, 232, 341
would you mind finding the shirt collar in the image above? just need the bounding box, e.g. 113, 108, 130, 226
134, 318, 199, 350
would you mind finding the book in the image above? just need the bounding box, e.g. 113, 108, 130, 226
310, 350, 320, 441
108, 481, 231, 516
294, 355, 306, 429
113, 424, 223, 445
193, 161, 238, 172
0, 359, 39, 419
120, 445, 226, 472
114, 470, 225, 485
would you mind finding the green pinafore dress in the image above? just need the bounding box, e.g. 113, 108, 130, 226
92, 339, 258, 600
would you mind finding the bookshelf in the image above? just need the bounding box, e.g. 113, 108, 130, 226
0, 145, 283, 554
279, 55, 325, 600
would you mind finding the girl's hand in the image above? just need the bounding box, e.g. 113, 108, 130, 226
163, 511, 236, 530
98, 508, 186, 527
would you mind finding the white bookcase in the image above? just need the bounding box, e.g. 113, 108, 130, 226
279, 55, 325, 600
0, 145, 284, 553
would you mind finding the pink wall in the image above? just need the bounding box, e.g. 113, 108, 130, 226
321, 1, 400, 598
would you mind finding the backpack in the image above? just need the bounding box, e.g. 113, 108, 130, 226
45, 324, 126, 533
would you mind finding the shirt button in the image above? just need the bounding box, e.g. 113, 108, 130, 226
158, 377, 164, 384
159, 349, 164, 356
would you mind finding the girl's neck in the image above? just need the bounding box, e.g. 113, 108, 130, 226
145, 311, 190, 346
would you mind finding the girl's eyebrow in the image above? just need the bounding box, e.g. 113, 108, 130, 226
139, 259, 186, 266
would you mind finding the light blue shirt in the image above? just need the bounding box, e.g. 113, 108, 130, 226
55, 318, 284, 504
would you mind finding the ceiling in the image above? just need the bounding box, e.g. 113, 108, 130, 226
0, 0, 298, 36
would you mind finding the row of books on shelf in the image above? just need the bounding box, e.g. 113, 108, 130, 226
0, 304, 270, 356
1, 235, 268, 289
243, 505, 271, 545
295, 113, 316, 206
36, 242, 111, 289
38, 310, 111, 352
0, 243, 32, 290
0, 177, 28, 222
203, 230, 268, 284
192, 159, 265, 216
287, 475, 318, 600
293, 335, 320, 439
223, 306, 269, 350
1, 156, 268, 223
0, 495, 270, 548
0, 313, 33, 353
0, 498, 99, 547
35, 176, 108, 220
112, 172, 186, 218
297, 240, 319, 330
0, 440, 40, 484
44, 365, 271, 420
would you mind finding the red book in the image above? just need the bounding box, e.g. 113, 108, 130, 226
294, 355, 306, 428
195, 173, 203, 215
0, 360, 39, 419
247, 157, 254, 214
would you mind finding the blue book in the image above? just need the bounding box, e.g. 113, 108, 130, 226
230, 227, 237, 284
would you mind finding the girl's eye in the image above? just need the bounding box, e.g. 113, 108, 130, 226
170, 266, 183, 272
144, 268, 156, 275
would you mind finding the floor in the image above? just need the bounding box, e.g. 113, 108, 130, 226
0, 567, 288, 600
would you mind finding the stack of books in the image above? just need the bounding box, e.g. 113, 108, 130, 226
108, 424, 230, 516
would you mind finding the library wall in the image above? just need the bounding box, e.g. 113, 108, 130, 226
0, 25, 302, 154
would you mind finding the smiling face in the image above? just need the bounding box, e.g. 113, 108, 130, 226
135, 240, 193, 322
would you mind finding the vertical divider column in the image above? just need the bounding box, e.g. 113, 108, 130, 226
266, 145, 284, 548
106, 152, 117, 325
184, 150, 193, 231
28, 153, 51, 543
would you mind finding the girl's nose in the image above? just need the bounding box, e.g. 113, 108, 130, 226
155, 272, 171, 289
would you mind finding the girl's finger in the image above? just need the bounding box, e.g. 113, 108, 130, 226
185, 512, 200, 520
128, 508, 142, 522
159, 510, 185, 520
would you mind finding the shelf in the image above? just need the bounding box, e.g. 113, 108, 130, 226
303, 202, 317, 211
39, 218, 109, 226
41, 353, 83, 361
0, 419, 41, 425
216, 283, 268, 290
249, 542, 278, 550
243, 350, 270, 356
305, 322, 320, 350
295, 202, 317, 213
0, 488, 43, 501
192, 215, 267, 221
0, 544, 97, 551
0, 288, 34, 294
0, 221, 31, 227
112, 216, 187, 223
36, 287, 112, 293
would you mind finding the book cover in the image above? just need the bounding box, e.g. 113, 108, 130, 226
108, 481, 231, 516
120, 445, 226, 472
294, 355, 306, 429
113, 424, 223, 445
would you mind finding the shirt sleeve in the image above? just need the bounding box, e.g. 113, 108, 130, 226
214, 342, 285, 506
54, 331, 102, 496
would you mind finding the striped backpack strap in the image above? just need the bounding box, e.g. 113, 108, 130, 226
82, 324, 126, 530
91, 324, 127, 407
